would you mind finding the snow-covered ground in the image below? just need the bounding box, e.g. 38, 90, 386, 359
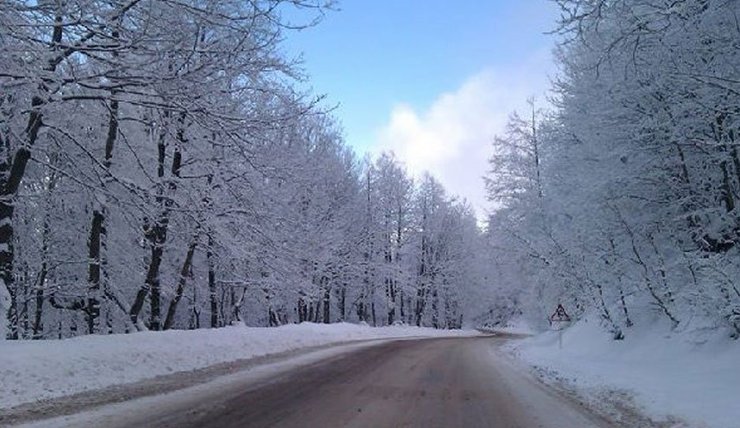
506, 315, 740, 428
488, 318, 536, 336
0, 322, 477, 410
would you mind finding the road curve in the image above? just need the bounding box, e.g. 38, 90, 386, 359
28, 336, 612, 428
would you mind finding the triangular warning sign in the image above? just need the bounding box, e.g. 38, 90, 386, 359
550, 304, 571, 322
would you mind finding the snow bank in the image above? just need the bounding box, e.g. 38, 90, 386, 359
507, 315, 740, 428
491, 317, 536, 335
0, 322, 477, 409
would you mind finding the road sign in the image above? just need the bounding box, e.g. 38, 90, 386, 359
549, 304, 571, 349
549, 304, 571, 323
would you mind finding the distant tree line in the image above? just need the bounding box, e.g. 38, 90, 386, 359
0, 0, 487, 339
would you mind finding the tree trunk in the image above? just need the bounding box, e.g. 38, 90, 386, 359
356, 293, 366, 322
387, 277, 396, 325
86, 82, 119, 335
232, 286, 247, 324
618, 210, 680, 327
339, 284, 346, 321
594, 280, 623, 340
414, 283, 425, 327
147, 242, 163, 331
163, 239, 197, 330
721, 160, 736, 213
322, 278, 331, 324
130, 117, 166, 328
400, 289, 405, 320
130, 213, 169, 330
298, 297, 307, 322
32, 268, 46, 339
431, 286, 439, 329
444, 289, 452, 329
618, 285, 633, 328
207, 234, 218, 328
86, 210, 103, 334
131, 112, 184, 330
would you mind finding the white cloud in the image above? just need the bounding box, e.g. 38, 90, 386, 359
373, 52, 554, 219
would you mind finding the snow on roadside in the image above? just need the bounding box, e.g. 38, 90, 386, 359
505, 315, 740, 428
0, 322, 477, 409
491, 317, 536, 336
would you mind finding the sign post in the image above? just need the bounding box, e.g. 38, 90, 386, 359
549, 304, 571, 349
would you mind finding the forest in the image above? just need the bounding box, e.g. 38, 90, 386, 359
487, 0, 740, 339
0, 0, 488, 339
2, 0, 739, 342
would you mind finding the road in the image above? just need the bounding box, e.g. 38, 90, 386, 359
27, 336, 612, 428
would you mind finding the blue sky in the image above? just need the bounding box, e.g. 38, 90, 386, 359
284, 1, 560, 216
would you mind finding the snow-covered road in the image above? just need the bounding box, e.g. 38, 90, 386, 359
22, 336, 614, 428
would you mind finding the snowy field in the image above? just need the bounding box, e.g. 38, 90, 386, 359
0, 323, 477, 410
506, 316, 740, 428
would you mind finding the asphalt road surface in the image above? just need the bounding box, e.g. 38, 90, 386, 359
28, 336, 612, 428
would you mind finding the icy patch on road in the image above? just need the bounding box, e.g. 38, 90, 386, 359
505, 314, 740, 428
0, 322, 477, 410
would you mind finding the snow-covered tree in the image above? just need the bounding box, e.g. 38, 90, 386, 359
486, 0, 740, 339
